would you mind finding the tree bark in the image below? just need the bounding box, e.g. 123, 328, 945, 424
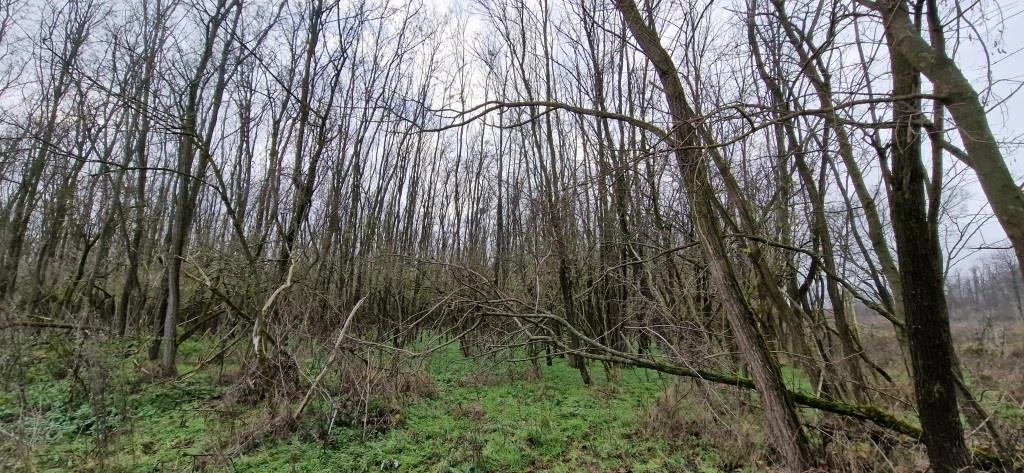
885, 11, 971, 471
613, 1, 812, 470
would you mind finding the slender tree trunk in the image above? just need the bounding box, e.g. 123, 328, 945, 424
161, 0, 238, 376
614, 2, 812, 470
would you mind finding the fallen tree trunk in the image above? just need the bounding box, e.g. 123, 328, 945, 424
0, 320, 107, 332
484, 309, 1011, 469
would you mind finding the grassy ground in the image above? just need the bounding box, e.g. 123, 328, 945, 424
0, 337, 742, 472
2, 322, 1022, 472
232, 355, 693, 473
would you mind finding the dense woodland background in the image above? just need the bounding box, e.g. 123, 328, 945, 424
1, 0, 1023, 471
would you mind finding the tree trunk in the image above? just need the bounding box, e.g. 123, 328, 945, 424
886, 14, 970, 471
614, 1, 812, 470
867, 0, 1024, 280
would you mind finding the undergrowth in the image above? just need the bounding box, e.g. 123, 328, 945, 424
2, 325, 1022, 472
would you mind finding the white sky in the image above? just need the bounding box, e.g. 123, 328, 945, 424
949, 1, 1024, 262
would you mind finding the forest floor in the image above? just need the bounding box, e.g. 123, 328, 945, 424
1, 321, 1022, 472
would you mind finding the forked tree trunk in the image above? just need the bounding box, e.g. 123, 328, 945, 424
867, 0, 1024, 281
161, 0, 239, 376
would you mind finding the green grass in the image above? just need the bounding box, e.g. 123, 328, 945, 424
232, 347, 698, 472
2, 337, 744, 472
9, 325, 1024, 472
20, 334, 1018, 473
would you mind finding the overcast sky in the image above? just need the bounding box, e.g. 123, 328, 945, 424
948, 1, 1024, 264
425, 0, 1024, 268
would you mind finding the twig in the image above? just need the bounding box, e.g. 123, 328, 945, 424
294, 296, 366, 418
252, 260, 296, 355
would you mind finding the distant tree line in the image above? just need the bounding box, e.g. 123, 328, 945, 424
948, 250, 1024, 322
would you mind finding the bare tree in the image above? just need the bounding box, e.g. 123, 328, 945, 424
613, 1, 812, 469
